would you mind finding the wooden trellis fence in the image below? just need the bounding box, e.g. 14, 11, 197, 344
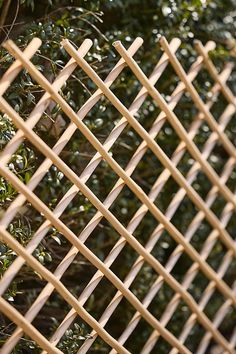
0, 35, 235, 354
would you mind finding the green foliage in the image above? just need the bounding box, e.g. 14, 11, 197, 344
0, 1, 236, 353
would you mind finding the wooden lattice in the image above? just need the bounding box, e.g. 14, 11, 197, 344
0, 35, 235, 354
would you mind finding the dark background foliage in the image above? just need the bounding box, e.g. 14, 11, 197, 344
0, 0, 236, 353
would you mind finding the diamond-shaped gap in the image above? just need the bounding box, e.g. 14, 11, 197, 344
154, 173, 196, 221
192, 63, 217, 103
189, 217, 214, 252
2, 135, 48, 204
184, 321, 206, 353
85, 336, 110, 354
173, 91, 199, 132
165, 298, 199, 341
0, 174, 19, 214
32, 164, 73, 211
169, 245, 199, 288
111, 132, 164, 196
78, 97, 129, 144
205, 238, 229, 274
225, 164, 236, 192
155, 52, 184, 97
147, 280, 176, 322
82, 219, 125, 268
190, 168, 213, 199
123, 316, 156, 353
203, 287, 226, 323
174, 150, 196, 179
110, 68, 143, 107
130, 209, 161, 247
155, 119, 184, 159
210, 192, 229, 219
30, 289, 71, 341
99, 295, 154, 352
108, 234, 147, 282
58, 318, 104, 353
0, 308, 18, 349
150, 229, 179, 268
110, 123, 147, 171
209, 91, 229, 122
192, 119, 213, 153
150, 335, 173, 354
225, 209, 236, 240
224, 111, 236, 148
128, 261, 158, 302
83, 159, 119, 205
108, 184, 145, 232
218, 303, 236, 343
206, 143, 232, 176
221, 251, 236, 289
1, 256, 48, 328
72, 270, 122, 322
